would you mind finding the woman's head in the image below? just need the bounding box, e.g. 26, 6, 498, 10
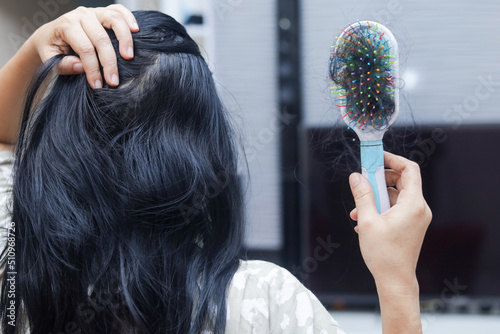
1, 11, 243, 334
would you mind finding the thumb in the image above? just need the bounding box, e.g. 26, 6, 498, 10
53, 55, 84, 75
349, 173, 379, 219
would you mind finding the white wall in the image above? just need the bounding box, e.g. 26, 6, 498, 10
116, 0, 158, 11
0, 0, 77, 67
212, 0, 281, 250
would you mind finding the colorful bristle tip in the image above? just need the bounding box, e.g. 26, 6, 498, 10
330, 21, 398, 131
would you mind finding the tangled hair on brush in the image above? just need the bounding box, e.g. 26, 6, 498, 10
0, 11, 244, 334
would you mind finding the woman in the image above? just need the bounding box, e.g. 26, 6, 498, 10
0, 5, 431, 334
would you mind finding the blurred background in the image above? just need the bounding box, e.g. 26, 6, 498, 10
1, 0, 500, 333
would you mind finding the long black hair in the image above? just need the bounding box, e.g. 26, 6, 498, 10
0, 11, 244, 334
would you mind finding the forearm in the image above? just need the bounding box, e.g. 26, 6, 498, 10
0, 33, 42, 145
376, 276, 422, 334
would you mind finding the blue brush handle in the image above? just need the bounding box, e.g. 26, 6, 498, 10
360, 140, 390, 213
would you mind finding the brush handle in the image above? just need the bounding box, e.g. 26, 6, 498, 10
360, 140, 390, 213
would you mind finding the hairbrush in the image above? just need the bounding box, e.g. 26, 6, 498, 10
330, 21, 399, 213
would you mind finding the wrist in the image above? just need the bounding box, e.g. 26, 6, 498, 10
375, 273, 419, 297
23, 26, 45, 67
376, 276, 422, 334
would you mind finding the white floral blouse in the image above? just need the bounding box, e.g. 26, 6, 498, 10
226, 260, 345, 333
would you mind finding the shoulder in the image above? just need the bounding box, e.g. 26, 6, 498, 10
0, 150, 15, 177
230, 260, 325, 310
0, 150, 14, 209
230, 260, 291, 290
0, 150, 15, 189
0, 150, 14, 274
0, 150, 15, 162
225, 260, 346, 334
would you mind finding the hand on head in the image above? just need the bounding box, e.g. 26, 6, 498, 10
32, 5, 139, 89
349, 152, 432, 286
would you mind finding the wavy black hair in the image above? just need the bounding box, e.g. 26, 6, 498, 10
0, 11, 244, 334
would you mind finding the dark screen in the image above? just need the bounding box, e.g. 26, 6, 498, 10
303, 125, 500, 308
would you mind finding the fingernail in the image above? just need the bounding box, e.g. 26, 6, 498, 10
127, 46, 134, 58
73, 62, 83, 73
350, 173, 361, 188
94, 80, 102, 89
111, 74, 119, 86
132, 22, 139, 30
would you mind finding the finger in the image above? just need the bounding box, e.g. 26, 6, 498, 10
61, 25, 103, 89
385, 169, 402, 189
354, 225, 359, 234
350, 208, 358, 221
94, 8, 135, 60
384, 152, 422, 195
53, 56, 84, 75
106, 4, 139, 31
80, 14, 120, 87
349, 173, 379, 221
387, 187, 399, 206
383, 151, 408, 172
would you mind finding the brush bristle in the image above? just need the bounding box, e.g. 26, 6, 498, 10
330, 21, 397, 130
